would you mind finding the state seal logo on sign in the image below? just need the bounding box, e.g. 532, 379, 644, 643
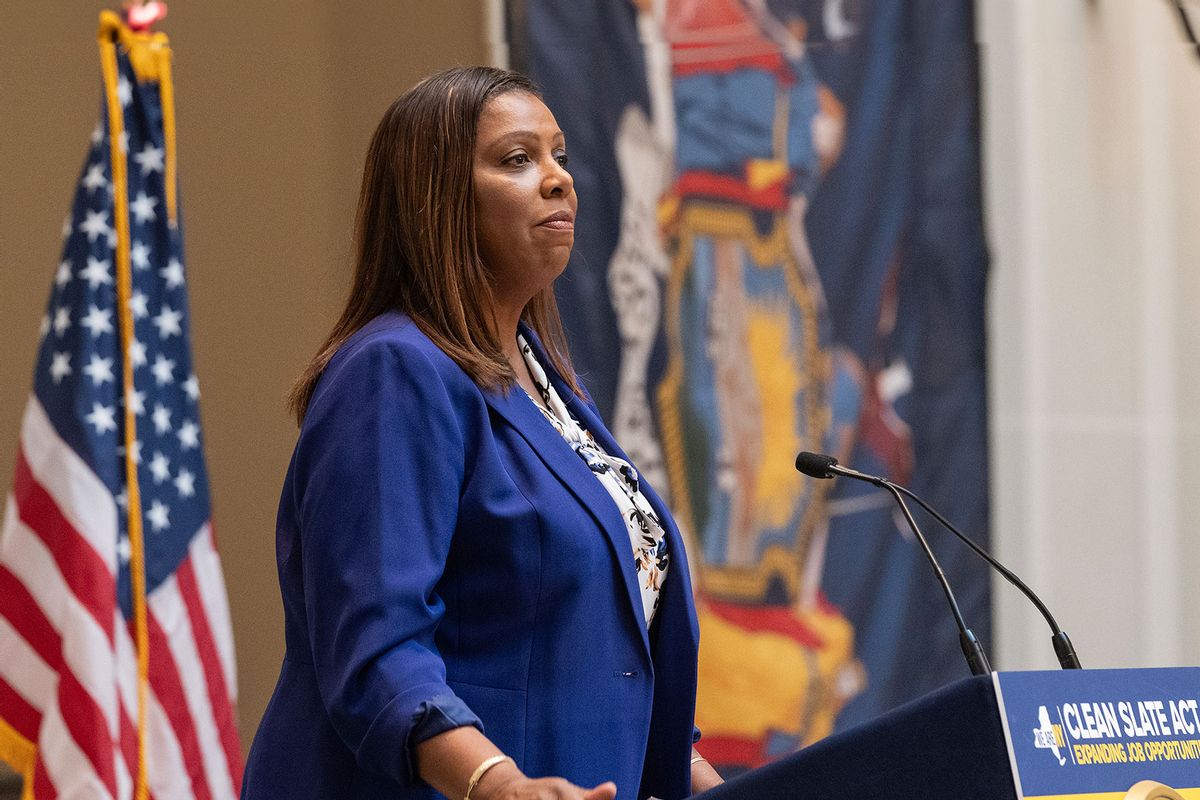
1033, 705, 1067, 766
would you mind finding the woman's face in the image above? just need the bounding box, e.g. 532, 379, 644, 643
473, 91, 576, 314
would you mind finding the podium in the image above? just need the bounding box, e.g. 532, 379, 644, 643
694, 668, 1200, 800
694, 675, 1015, 800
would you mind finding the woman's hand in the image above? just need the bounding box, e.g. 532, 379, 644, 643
476, 770, 618, 800
417, 726, 616, 800
689, 749, 724, 794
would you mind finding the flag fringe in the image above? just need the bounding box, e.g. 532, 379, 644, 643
0, 719, 35, 800
98, 11, 178, 225
98, 12, 153, 800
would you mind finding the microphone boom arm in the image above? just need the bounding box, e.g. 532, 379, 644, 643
883, 479, 1082, 670
879, 481, 992, 676
798, 451, 1082, 671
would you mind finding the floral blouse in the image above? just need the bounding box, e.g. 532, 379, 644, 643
518, 335, 668, 628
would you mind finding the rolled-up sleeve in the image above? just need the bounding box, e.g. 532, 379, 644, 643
411, 692, 483, 747
292, 336, 481, 787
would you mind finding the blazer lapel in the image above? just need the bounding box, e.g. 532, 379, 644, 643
550, 376, 701, 652
518, 326, 699, 651
481, 379, 652, 658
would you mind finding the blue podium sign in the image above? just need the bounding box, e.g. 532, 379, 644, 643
994, 668, 1200, 799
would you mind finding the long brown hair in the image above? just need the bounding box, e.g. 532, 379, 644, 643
288, 66, 581, 423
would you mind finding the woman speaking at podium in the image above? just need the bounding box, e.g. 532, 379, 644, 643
241, 67, 722, 800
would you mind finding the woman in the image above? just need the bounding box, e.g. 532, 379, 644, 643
241, 67, 723, 800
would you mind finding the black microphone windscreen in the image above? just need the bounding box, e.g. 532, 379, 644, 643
795, 451, 838, 479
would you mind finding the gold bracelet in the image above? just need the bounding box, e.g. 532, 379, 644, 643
465, 754, 514, 800
690, 755, 706, 766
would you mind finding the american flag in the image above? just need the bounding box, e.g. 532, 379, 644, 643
0, 14, 242, 799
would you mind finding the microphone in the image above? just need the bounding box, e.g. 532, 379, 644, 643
796, 451, 1082, 670
795, 451, 880, 484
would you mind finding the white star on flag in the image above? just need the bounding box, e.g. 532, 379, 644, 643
146, 499, 171, 532
149, 451, 171, 484
81, 305, 114, 337
117, 536, 131, 564
82, 163, 107, 192
177, 420, 200, 450
128, 337, 148, 368
152, 305, 183, 339
115, 488, 128, 509
84, 402, 118, 434
129, 388, 146, 416
117, 76, 133, 107
61, 215, 72, 239
183, 375, 200, 402
152, 403, 173, 435
160, 258, 185, 290
174, 468, 196, 498
131, 240, 151, 270
55, 260, 73, 287
39, 316, 50, 339
49, 352, 72, 384
134, 143, 164, 174
80, 257, 113, 289
130, 191, 159, 224
90, 122, 104, 145
52, 307, 72, 336
116, 440, 143, 465
129, 291, 150, 320
78, 210, 110, 243
151, 354, 175, 386
82, 354, 115, 386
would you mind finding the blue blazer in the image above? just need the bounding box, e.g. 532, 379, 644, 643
242, 313, 700, 800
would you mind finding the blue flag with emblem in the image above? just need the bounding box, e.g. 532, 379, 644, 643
506, 0, 991, 773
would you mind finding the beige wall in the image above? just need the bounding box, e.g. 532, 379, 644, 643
981, 0, 1200, 670
0, 2, 485, 760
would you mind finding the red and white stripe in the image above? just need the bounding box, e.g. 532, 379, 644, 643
0, 397, 242, 799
